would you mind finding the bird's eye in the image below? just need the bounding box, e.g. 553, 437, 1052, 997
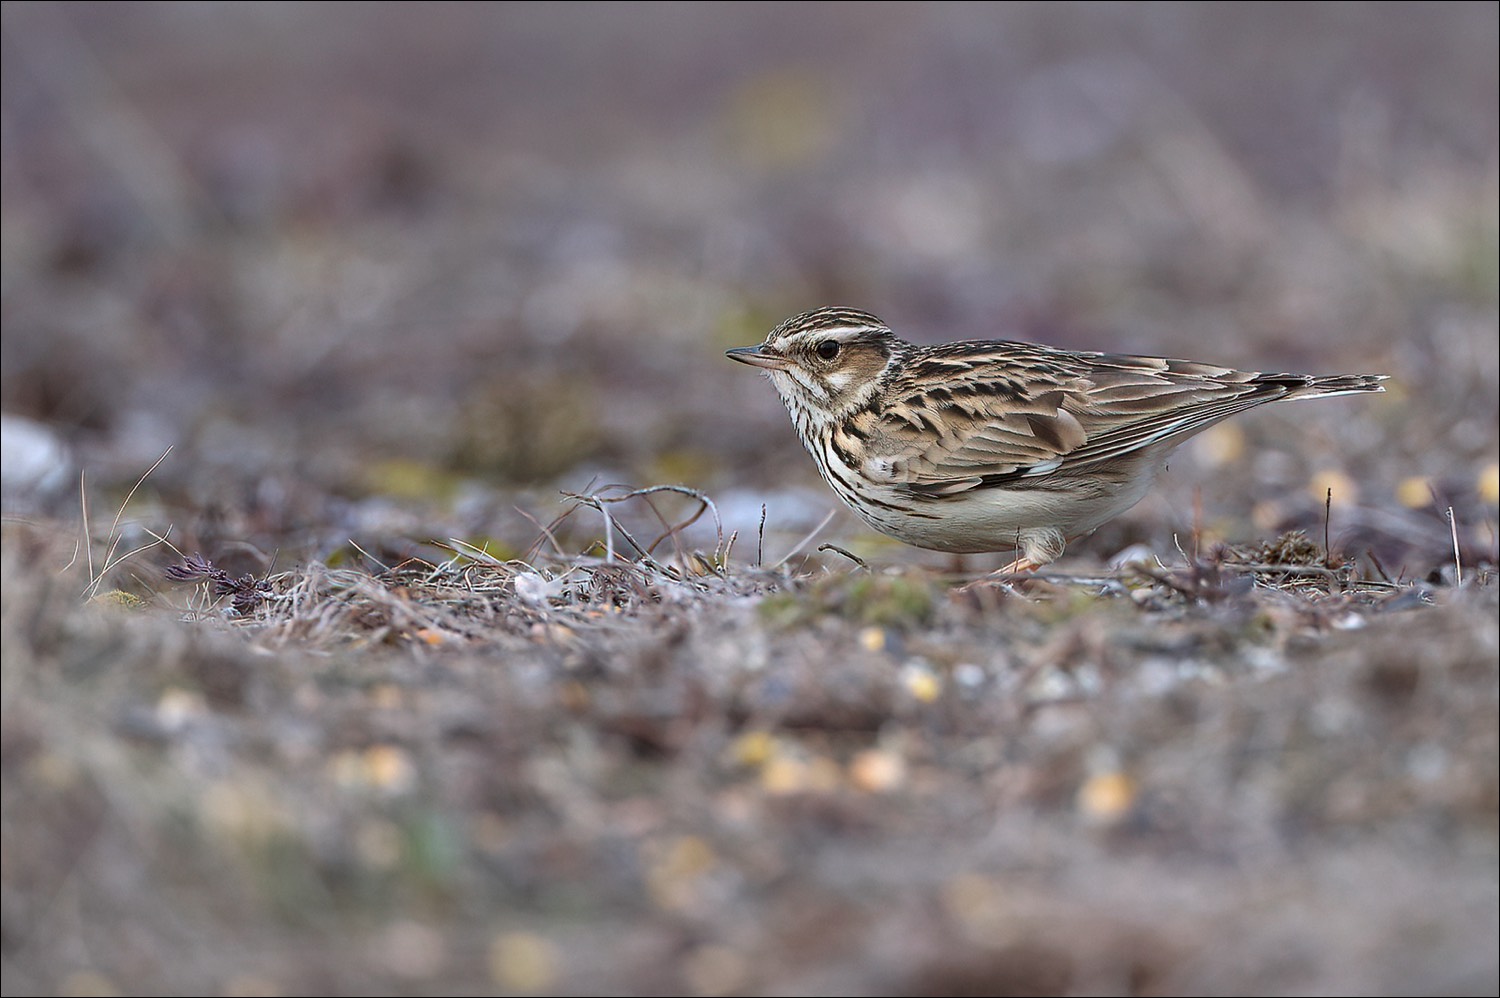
815, 340, 841, 361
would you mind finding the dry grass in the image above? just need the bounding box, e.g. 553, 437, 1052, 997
3, 476, 1496, 994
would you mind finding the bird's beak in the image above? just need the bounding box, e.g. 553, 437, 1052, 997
726, 345, 791, 371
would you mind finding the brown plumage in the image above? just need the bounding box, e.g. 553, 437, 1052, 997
728, 307, 1386, 571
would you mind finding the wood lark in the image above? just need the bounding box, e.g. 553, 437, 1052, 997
727, 307, 1386, 572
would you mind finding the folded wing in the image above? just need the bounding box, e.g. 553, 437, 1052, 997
867, 344, 1376, 497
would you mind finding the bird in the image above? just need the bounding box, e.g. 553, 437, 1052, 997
726, 306, 1386, 573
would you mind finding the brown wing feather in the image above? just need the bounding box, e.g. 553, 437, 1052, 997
870, 343, 1323, 495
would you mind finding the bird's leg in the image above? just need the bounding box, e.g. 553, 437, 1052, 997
954, 555, 1041, 593
1001, 527, 1062, 576
955, 529, 1058, 591
996, 555, 1043, 575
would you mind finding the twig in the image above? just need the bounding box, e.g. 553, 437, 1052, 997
559, 485, 722, 575
816, 544, 867, 570
62, 469, 89, 577
1017, 572, 1131, 592
1448, 506, 1463, 586
1323, 487, 1333, 570
1227, 561, 1401, 593
1235, 562, 1341, 579
720, 530, 739, 573
346, 539, 391, 573
516, 504, 571, 560
1129, 563, 1205, 600
639, 492, 686, 563
601, 498, 616, 563
559, 490, 658, 569
81, 446, 173, 599
772, 508, 837, 569
140, 524, 187, 561
639, 488, 716, 566
440, 537, 512, 569
90, 531, 172, 598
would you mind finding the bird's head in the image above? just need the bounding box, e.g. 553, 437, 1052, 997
726, 307, 897, 421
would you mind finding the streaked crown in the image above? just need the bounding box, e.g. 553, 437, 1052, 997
726, 307, 899, 420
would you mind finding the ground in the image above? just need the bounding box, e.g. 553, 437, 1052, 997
2, 5, 1497, 996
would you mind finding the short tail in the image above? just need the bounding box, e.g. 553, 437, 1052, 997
1260, 372, 1389, 400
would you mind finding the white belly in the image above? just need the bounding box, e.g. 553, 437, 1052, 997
844, 471, 1160, 555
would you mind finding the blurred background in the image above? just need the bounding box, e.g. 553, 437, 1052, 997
2, 2, 1496, 573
